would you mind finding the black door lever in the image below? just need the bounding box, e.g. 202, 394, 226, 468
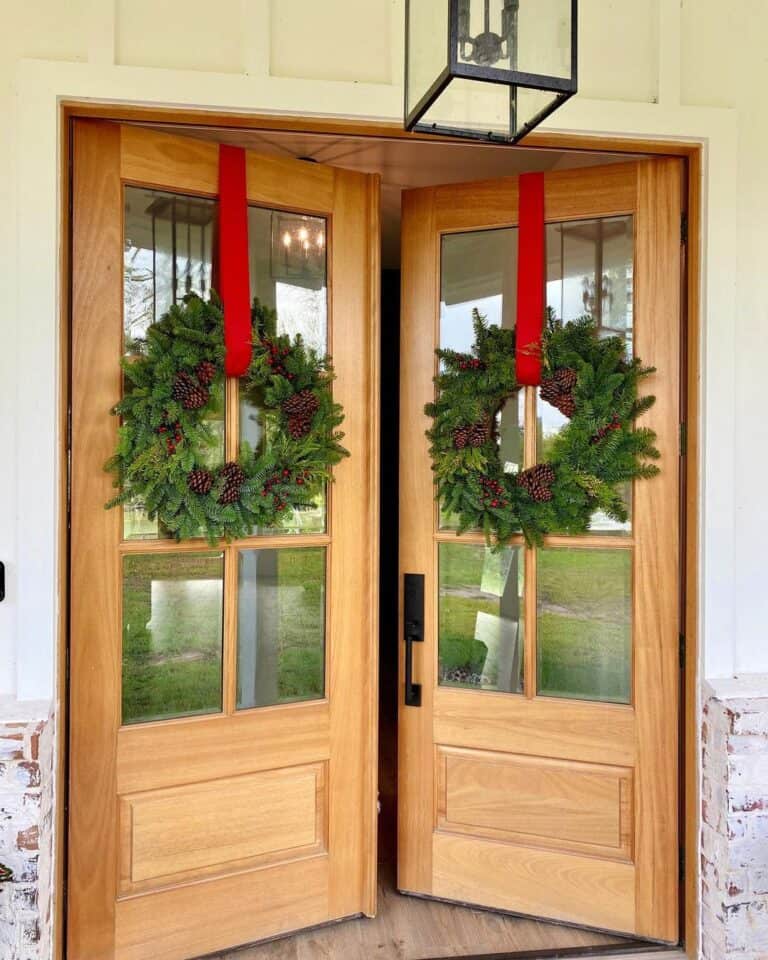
404, 574, 424, 707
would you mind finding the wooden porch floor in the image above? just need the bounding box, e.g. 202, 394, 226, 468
211, 863, 643, 960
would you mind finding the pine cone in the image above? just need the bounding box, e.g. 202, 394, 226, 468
195, 361, 217, 386
187, 469, 214, 495
540, 377, 560, 404
172, 372, 196, 403
283, 389, 320, 421
217, 462, 245, 505
184, 385, 209, 410
288, 415, 312, 439
218, 484, 240, 505
452, 426, 470, 450
468, 419, 490, 447
518, 463, 556, 502
172, 372, 209, 410
554, 367, 577, 391
540, 367, 577, 419
221, 461, 246, 486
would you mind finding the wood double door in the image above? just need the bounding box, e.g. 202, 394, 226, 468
69, 121, 379, 960
70, 120, 682, 960
398, 159, 683, 943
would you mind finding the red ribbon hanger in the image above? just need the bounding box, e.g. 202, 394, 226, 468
218, 145, 252, 377
515, 172, 546, 386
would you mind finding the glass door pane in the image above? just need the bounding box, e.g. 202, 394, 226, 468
122, 552, 224, 724
122, 186, 223, 541
440, 228, 525, 530
236, 547, 327, 709
438, 542, 524, 694
540, 215, 634, 534
239, 207, 329, 534
536, 548, 632, 704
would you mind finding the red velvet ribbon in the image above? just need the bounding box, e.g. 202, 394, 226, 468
218, 145, 252, 377
515, 172, 546, 386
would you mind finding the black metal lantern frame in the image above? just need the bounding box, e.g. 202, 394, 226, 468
405, 0, 578, 144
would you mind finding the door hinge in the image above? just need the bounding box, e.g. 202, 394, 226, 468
679, 422, 687, 457
681, 212, 689, 245
679, 633, 686, 669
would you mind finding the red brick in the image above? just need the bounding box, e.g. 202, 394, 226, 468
16, 826, 38, 852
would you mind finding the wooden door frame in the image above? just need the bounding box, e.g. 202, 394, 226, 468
57, 101, 701, 960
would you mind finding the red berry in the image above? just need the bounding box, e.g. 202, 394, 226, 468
297, 477, 304, 485
491, 500, 498, 507
159, 426, 167, 433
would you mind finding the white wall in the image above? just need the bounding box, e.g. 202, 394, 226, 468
0, 0, 764, 702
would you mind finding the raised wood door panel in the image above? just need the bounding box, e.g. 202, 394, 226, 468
69, 120, 379, 960
398, 160, 682, 942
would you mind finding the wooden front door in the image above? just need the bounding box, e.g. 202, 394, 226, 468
398, 160, 682, 942
69, 121, 379, 960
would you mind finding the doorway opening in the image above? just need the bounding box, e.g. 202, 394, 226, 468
65, 112, 695, 960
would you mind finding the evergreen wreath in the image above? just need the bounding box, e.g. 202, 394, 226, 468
106, 293, 348, 542
426, 308, 660, 546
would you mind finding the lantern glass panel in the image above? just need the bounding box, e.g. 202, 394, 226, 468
455, 0, 571, 79
406, 0, 576, 142
418, 77, 561, 141
406, 0, 449, 115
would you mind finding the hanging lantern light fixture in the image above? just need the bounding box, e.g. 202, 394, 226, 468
405, 0, 577, 143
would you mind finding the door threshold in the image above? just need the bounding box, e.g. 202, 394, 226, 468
420, 942, 681, 960
400, 888, 658, 948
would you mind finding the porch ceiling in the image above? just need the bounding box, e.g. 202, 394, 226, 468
137, 122, 641, 268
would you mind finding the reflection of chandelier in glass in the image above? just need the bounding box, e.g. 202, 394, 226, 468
281, 222, 325, 256
271, 212, 326, 285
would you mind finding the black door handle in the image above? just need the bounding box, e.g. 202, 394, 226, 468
404, 574, 424, 707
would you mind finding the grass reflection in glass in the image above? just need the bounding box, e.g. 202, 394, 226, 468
122, 552, 223, 724
537, 548, 631, 703
237, 548, 326, 709
438, 542, 524, 694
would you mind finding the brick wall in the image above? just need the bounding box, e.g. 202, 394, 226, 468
702, 678, 768, 959
0, 705, 55, 960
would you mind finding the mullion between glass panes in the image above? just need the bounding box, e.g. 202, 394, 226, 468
523, 385, 538, 698
222, 545, 239, 715
225, 378, 239, 463
221, 380, 239, 714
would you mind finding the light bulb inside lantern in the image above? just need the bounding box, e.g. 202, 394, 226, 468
282, 231, 292, 248
316, 233, 325, 249
298, 226, 309, 242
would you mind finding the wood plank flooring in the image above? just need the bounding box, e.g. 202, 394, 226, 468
212, 864, 636, 960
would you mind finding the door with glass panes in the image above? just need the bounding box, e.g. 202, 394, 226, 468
399, 160, 682, 942
69, 120, 379, 960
